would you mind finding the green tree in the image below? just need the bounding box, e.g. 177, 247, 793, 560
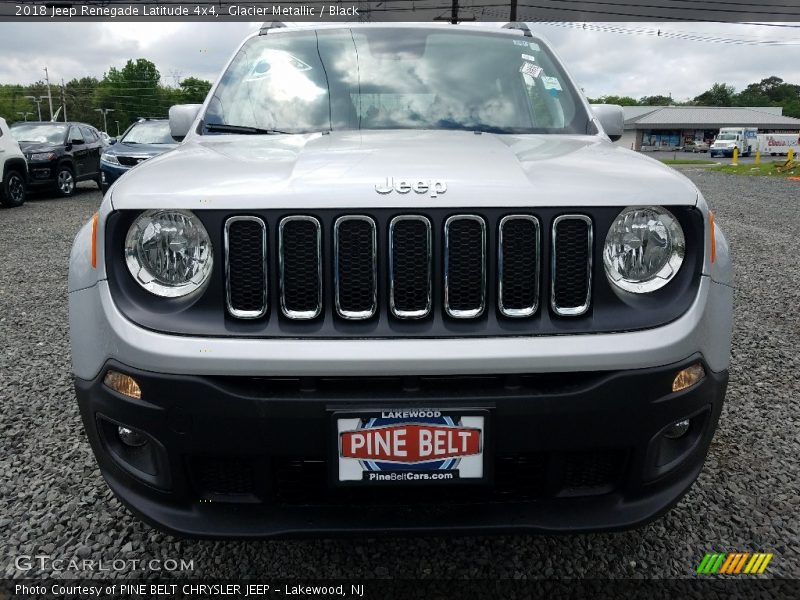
178, 77, 212, 103
693, 83, 736, 106
587, 95, 640, 106
94, 58, 170, 132
639, 95, 674, 106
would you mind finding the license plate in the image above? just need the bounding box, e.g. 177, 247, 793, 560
334, 408, 488, 485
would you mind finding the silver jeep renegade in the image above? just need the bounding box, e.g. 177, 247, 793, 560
68, 22, 733, 537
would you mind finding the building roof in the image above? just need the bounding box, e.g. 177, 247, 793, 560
624, 106, 800, 130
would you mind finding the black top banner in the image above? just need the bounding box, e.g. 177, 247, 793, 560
2, 0, 800, 22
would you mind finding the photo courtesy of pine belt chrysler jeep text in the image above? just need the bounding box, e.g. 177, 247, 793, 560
68, 22, 734, 537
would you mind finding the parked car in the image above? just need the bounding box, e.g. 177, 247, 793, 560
682, 140, 710, 153
0, 116, 28, 208
69, 22, 733, 537
100, 119, 178, 193
10, 121, 103, 196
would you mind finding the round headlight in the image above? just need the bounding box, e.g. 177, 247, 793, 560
603, 206, 685, 293
124, 210, 213, 298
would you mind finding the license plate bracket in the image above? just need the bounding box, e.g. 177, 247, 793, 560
331, 407, 491, 487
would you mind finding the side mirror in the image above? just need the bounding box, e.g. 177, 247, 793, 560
109, 138, 117, 145
591, 104, 624, 142
71, 138, 85, 145
169, 104, 202, 140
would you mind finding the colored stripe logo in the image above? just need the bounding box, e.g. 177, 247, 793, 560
697, 552, 773, 574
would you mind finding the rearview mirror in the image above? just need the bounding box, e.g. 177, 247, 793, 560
169, 104, 202, 140
590, 104, 624, 142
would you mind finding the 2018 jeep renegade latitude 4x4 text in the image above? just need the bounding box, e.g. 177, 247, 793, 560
68, 22, 733, 537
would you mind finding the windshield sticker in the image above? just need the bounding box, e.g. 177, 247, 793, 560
521, 53, 536, 62
541, 76, 562, 91
519, 62, 543, 78
528, 42, 541, 51
513, 40, 529, 47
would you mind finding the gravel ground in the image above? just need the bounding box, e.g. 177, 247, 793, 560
1, 172, 798, 580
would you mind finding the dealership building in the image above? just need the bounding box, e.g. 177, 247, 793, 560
616, 106, 800, 151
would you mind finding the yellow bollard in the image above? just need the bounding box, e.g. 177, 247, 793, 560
755, 150, 761, 165
732, 147, 739, 166
789, 148, 795, 162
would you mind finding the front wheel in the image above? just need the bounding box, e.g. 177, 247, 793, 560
56, 166, 75, 197
1, 170, 27, 208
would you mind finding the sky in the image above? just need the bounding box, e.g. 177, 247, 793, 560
0, 21, 799, 101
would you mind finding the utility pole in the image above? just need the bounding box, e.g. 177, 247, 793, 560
510, 0, 517, 20
16, 112, 33, 122
114, 120, 120, 136
25, 96, 44, 121
43, 66, 53, 120
61, 78, 67, 122
95, 108, 115, 132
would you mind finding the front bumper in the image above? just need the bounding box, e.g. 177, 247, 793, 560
75, 357, 727, 537
100, 162, 128, 186
26, 161, 57, 187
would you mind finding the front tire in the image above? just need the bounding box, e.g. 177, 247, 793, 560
1, 170, 27, 208
56, 166, 75, 197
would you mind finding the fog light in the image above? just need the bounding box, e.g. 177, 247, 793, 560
672, 363, 706, 392
664, 419, 691, 439
117, 426, 147, 447
104, 370, 141, 399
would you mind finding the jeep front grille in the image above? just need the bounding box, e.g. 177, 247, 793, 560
334, 216, 377, 320
224, 216, 267, 319
444, 215, 486, 318
551, 215, 593, 316
224, 211, 594, 324
278, 216, 322, 320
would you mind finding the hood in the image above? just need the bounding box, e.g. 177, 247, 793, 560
110, 130, 699, 210
18, 141, 61, 153
107, 142, 177, 157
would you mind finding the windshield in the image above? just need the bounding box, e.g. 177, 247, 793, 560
11, 123, 68, 144
121, 121, 176, 144
716, 133, 737, 141
204, 28, 590, 135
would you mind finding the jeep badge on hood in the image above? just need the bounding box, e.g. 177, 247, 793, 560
375, 177, 447, 197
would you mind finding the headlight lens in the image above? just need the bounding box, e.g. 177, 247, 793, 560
30, 152, 55, 161
101, 152, 120, 165
124, 210, 213, 298
603, 206, 685, 293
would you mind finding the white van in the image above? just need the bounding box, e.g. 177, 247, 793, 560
710, 127, 758, 158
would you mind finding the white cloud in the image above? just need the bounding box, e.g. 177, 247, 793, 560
0, 21, 797, 101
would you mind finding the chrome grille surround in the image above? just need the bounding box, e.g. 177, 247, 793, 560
333, 215, 378, 320
498, 214, 541, 318
550, 214, 593, 317
388, 215, 433, 320
278, 215, 322, 320
224, 216, 268, 319
443, 214, 487, 319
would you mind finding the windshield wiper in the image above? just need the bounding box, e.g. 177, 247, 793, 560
205, 123, 293, 135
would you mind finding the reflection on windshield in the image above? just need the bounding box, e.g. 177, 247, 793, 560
716, 134, 736, 140
10, 124, 67, 144
122, 122, 177, 145
205, 28, 588, 135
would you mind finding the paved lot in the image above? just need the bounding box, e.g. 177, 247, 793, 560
1, 172, 798, 580
643, 149, 775, 165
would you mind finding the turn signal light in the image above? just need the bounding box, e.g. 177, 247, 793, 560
90, 213, 99, 269
104, 370, 141, 400
672, 363, 706, 392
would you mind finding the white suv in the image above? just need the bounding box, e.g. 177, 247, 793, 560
69, 22, 733, 537
0, 117, 27, 208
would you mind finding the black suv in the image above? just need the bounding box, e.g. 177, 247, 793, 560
10, 121, 104, 196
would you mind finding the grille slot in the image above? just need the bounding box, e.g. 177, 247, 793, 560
498, 215, 540, 318
389, 216, 433, 319
279, 216, 322, 319
224, 216, 267, 319
551, 215, 592, 316
444, 215, 486, 318
334, 216, 377, 319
